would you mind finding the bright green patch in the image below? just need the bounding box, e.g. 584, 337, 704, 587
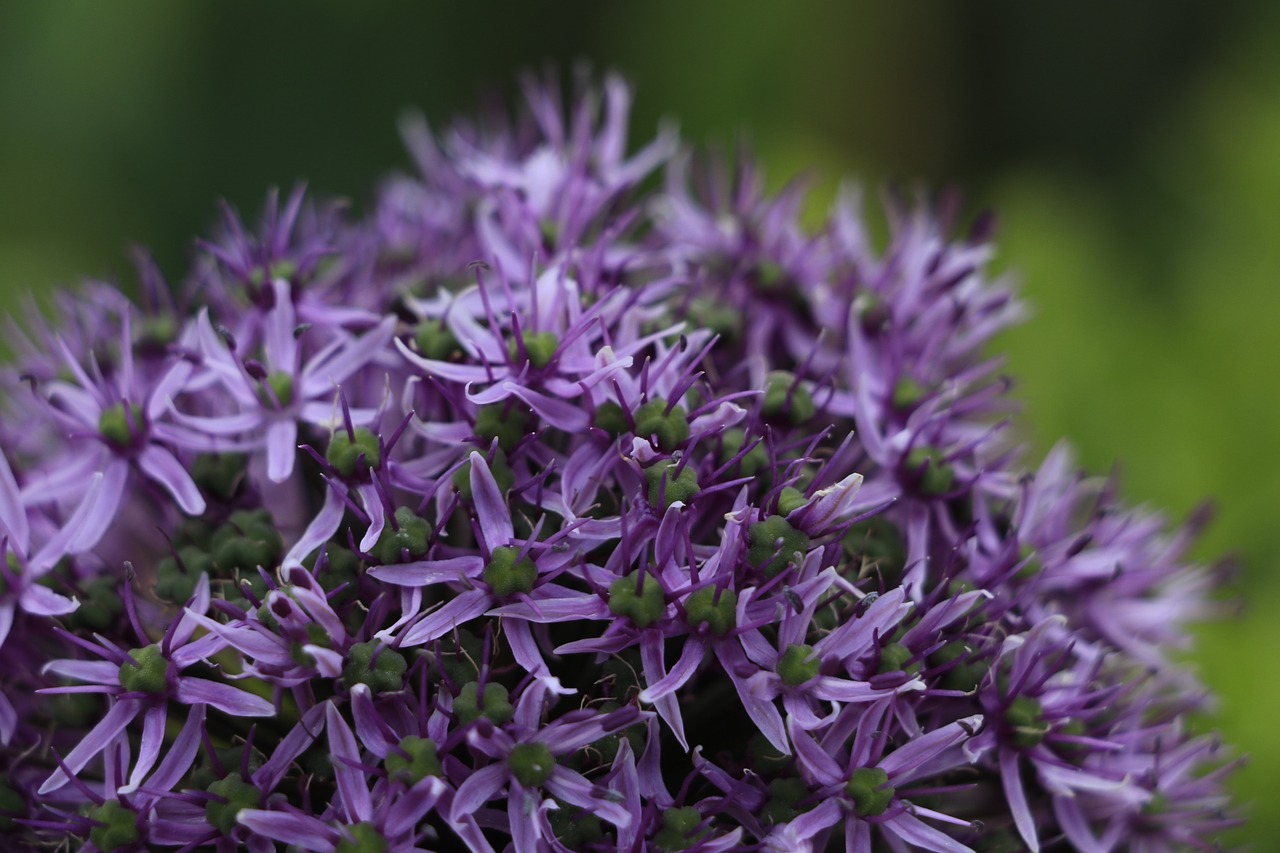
386, 736, 441, 784
119, 644, 167, 694
205, 775, 259, 836
747, 515, 810, 578
343, 641, 407, 694
454, 680, 515, 726
327, 427, 381, 476
845, 766, 894, 817
508, 742, 556, 788
608, 571, 666, 629
684, 586, 737, 636
634, 399, 690, 450
87, 800, 140, 851
644, 461, 699, 510
483, 546, 537, 599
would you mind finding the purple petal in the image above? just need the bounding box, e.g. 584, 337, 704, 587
781, 798, 843, 842
812, 675, 923, 704
847, 818, 873, 853
881, 812, 975, 853
815, 586, 910, 662
170, 409, 265, 436
879, 715, 982, 784
182, 611, 292, 667
734, 677, 787, 755
638, 636, 706, 703
451, 763, 507, 819
385, 776, 446, 838
172, 574, 212, 648
640, 636, 687, 751
1052, 797, 1110, 853
121, 704, 167, 793
31, 463, 123, 570
42, 658, 120, 686
349, 684, 392, 757
514, 679, 553, 731
293, 590, 347, 646
0, 604, 12, 649
264, 279, 299, 370
1001, 749, 1040, 852
255, 702, 326, 791
490, 594, 610, 624
788, 718, 844, 786
368, 555, 483, 587
0, 451, 29, 551
398, 589, 492, 646
145, 705, 206, 794
283, 486, 346, 568
265, 419, 298, 483
169, 631, 230, 669
508, 786, 542, 853
545, 766, 632, 828
138, 445, 207, 515
70, 461, 128, 553
20, 582, 79, 617
175, 677, 275, 717
504, 618, 551, 677
39, 698, 140, 793
792, 471, 863, 533
469, 452, 513, 549
326, 701, 372, 822
716, 643, 788, 755
478, 379, 586, 427
145, 360, 194, 421
358, 483, 386, 553
395, 337, 494, 383
301, 316, 395, 393
0, 690, 15, 745
236, 809, 336, 851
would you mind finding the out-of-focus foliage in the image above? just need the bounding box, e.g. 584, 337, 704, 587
0, 1, 1275, 844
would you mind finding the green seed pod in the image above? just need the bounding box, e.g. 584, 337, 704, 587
608, 571, 666, 629
845, 766, 895, 817
327, 428, 382, 476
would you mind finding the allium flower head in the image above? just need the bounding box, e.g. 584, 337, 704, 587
0, 73, 1238, 852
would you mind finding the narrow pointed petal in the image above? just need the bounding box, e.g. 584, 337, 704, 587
0, 690, 15, 744
1000, 748, 1040, 852
138, 445, 207, 515
545, 766, 632, 827
40, 698, 140, 793
881, 812, 976, 853
236, 809, 336, 850
19, 582, 78, 617
367, 555, 483, 587
0, 451, 29, 550
266, 419, 298, 483
283, 486, 346, 568
879, 715, 982, 783
145, 704, 206, 794
452, 763, 507, 819
175, 677, 275, 717
121, 704, 167, 793
469, 452, 513, 549
398, 589, 492, 646
326, 701, 373, 822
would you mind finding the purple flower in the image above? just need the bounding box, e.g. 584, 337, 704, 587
37, 576, 270, 796
0, 73, 1238, 851
174, 281, 394, 483
786, 702, 984, 852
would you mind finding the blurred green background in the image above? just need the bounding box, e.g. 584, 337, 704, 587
1, 2, 1275, 845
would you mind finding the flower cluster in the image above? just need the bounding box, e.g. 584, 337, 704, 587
0, 74, 1237, 852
